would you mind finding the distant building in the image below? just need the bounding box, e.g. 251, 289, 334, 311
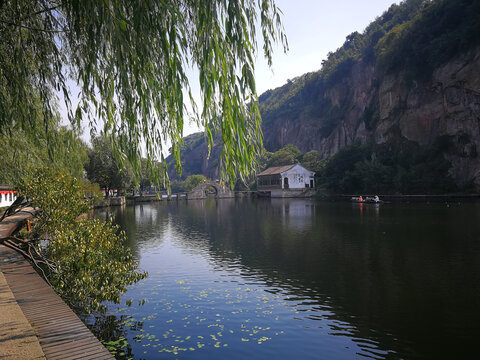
0, 185, 17, 208
257, 164, 315, 195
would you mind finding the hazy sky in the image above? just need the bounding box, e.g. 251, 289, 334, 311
65, 0, 400, 142
183, 0, 400, 135
253, 0, 400, 95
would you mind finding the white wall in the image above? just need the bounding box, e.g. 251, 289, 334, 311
0, 192, 17, 208
281, 164, 314, 189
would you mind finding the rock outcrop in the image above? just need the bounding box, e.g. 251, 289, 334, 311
168, 0, 480, 191
261, 47, 480, 189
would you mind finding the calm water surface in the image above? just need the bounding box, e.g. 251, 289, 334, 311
91, 199, 480, 359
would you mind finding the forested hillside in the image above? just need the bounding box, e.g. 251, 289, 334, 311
168, 0, 480, 193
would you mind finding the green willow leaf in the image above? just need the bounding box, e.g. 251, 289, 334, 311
0, 0, 287, 187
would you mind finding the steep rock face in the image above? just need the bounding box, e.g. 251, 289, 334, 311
167, 133, 222, 181
261, 60, 376, 155
380, 47, 480, 186
262, 47, 480, 188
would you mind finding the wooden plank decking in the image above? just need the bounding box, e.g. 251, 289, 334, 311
0, 207, 35, 240
0, 245, 114, 359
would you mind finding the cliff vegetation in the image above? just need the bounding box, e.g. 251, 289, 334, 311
171, 0, 480, 194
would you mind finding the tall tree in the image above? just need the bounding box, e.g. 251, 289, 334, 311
267, 144, 302, 167
85, 135, 134, 196
0, 110, 88, 185
301, 150, 323, 172
0, 0, 287, 185
14, 166, 146, 312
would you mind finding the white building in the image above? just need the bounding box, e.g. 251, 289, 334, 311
0, 186, 18, 208
257, 164, 315, 197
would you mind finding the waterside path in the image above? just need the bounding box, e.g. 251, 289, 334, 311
0, 210, 113, 359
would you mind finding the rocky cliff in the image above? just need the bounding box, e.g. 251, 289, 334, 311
169, 0, 480, 191
167, 132, 223, 181
260, 47, 480, 189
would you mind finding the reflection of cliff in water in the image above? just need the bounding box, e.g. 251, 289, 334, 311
162, 198, 397, 356
109, 199, 480, 359
97, 203, 171, 259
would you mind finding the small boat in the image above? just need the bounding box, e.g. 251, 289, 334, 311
351, 196, 382, 203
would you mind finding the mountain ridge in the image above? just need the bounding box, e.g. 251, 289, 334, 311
167, 0, 480, 192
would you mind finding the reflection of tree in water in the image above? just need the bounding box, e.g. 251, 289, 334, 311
158, 199, 390, 356
97, 200, 480, 359
149, 199, 480, 359
81, 312, 144, 360
100, 204, 173, 259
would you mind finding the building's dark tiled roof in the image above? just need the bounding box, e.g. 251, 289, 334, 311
257, 164, 295, 176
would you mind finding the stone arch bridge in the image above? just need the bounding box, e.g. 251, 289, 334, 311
188, 182, 234, 199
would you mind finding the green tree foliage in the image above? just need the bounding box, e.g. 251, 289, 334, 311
259, 0, 479, 135
258, 0, 425, 127
318, 141, 457, 194
267, 144, 301, 167
375, 0, 480, 80
170, 180, 186, 194
320, 144, 372, 193
183, 174, 208, 192
0, 0, 287, 186
300, 150, 323, 172
137, 158, 167, 193
16, 166, 146, 312
165, 132, 221, 181
0, 112, 88, 185
252, 140, 458, 194
171, 174, 208, 193
85, 135, 134, 196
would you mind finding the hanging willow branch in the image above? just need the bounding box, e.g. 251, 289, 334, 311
0, 0, 288, 186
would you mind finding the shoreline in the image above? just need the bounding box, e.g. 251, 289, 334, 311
87, 193, 480, 209
0, 245, 114, 360
0, 209, 114, 360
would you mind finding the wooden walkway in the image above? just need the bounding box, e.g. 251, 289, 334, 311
0, 245, 114, 359
0, 207, 35, 240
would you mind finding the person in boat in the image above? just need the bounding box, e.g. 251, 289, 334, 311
374, 195, 379, 203
359, 195, 363, 202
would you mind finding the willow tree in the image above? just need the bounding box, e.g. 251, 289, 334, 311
0, 0, 287, 184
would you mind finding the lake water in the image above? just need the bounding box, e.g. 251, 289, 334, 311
91, 198, 480, 359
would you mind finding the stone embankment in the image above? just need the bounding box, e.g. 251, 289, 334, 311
94, 196, 126, 208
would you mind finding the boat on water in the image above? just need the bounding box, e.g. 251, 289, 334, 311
351, 195, 382, 203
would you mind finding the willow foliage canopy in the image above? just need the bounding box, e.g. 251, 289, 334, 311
0, 0, 287, 184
